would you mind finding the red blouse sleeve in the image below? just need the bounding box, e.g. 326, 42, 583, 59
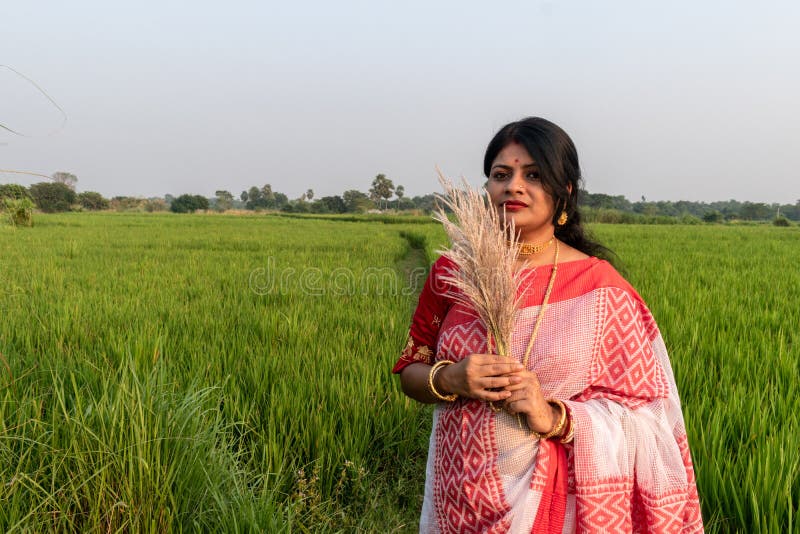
391, 256, 454, 374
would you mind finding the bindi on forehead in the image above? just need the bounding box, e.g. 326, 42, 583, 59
514, 158, 519, 163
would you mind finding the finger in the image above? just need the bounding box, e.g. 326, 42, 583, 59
482, 362, 525, 377
471, 353, 521, 365
504, 368, 541, 384
503, 377, 543, 393
477, 375, 522, 390
502, 381, 536, 393
503, 387, 546, 414
503, 385, 534, 401
498, 369, 537, 385
480, 389, 513, 402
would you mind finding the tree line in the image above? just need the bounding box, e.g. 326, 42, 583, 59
579, 191, 799, 223
2, 172, 798, 223
0, 173, 435, 216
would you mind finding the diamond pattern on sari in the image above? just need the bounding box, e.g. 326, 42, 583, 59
589, 287, 670, 401
432, 320, 510, 534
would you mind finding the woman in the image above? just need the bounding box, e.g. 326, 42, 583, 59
393, 117, 703, 533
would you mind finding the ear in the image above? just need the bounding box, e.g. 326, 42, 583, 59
566, 183, 573, 196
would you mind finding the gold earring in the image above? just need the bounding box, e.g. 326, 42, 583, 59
557, 210, 568, 226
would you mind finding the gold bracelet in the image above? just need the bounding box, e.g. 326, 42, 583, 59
558, 402, 574, 443
428, 360, 457, 402
532, 399, 567, 440
560, 419, 575, 444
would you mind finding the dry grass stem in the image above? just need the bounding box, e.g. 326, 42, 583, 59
433, 172, 527, 356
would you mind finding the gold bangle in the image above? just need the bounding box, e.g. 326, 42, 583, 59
428, 360, 457, 402
532, 399, 567, 440
560, 419, 575, 444
558, 402, 574, 444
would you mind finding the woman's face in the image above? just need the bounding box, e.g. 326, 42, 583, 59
486, 142, 557, 241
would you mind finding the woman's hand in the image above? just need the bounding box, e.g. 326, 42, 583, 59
437, 354, 524, 402
502, 369, 560, 434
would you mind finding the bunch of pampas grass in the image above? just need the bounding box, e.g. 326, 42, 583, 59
432, 172, 527, 357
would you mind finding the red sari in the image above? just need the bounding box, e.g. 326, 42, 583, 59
393, 256, 703, 533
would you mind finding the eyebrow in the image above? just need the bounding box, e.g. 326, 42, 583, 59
490, 163, 539, 171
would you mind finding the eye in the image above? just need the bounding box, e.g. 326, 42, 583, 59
526, 170, 541, 181
490, 171, 509, 181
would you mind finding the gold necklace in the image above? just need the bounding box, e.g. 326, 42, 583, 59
489, 240, 560, 413
507, 236, 555, 255
520, 239, 559, 368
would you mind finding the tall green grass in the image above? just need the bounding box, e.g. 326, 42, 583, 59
595, 224, 800, 533
1, 214, 798, 531
1, 213, 431, 531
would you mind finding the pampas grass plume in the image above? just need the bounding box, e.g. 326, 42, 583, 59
433, 171, 527, 356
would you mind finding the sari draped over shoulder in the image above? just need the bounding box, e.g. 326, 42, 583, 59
393, 256, 703, 534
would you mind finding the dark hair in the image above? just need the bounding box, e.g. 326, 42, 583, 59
484, 117, 615, 264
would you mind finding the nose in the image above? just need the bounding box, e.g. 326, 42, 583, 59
505, 170, 526, 193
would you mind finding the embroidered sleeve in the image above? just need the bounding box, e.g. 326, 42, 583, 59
391, 257, 452, 374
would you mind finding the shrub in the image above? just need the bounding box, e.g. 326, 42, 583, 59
111, 196, 145, 212
170, 194, 209, 213
78, 191, 110, 211
281, 200, 310, 214
0, 183, 32, 201
773, 215, 791, 227
144, 198, 168, 212
29, 182, 77, 213
3, 197, 34, 226
702, 210, 724, 223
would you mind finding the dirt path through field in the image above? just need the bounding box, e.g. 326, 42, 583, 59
397, 231, 429, 296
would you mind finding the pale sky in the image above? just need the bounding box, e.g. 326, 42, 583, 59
1, 1, 798, 204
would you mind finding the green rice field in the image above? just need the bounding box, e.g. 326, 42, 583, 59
1, 213, 798, 532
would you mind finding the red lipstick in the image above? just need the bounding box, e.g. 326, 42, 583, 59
502, 200, 528, 212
